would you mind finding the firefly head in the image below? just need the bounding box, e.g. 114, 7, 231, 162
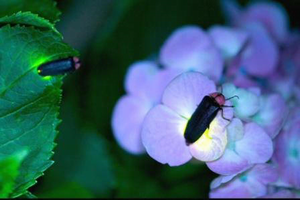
209, 92, 226, 106
72, 57, 81, 70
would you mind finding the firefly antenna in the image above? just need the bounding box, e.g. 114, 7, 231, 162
226, 95, 239, 100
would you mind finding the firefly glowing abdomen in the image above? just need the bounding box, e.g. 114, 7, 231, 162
37, 57, 81, 76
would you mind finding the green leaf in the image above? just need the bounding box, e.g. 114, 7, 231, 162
0, 0, 60, 23
0, 24, 78, 197
0, 150, 27, 198
19, 191, 37, 199
0, 11, 61, 37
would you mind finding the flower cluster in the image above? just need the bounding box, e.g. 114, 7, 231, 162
112, 0, 300, 198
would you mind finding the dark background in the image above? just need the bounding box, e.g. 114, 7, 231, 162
30, 0, 300, 198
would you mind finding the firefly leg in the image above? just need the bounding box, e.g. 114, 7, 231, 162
221, 109, 231, 122
222, 105, 234, 108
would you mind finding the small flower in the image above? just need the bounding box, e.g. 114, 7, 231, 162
112, 61, 178, 154
273, 107, 300, 189
159, 26, 224, 82
209, 164, 278, 198
222, 83, 260, 120
141, 72, 233, 166
206, 119, 273, 175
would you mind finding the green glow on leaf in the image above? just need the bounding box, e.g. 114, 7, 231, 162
31, 56, 49, 68
42, 76, 53, 81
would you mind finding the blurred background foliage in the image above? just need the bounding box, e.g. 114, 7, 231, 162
24, 0, 300, 198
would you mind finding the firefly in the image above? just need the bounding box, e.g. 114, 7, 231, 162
184, 92, 238, 145
37, 57, 81, 76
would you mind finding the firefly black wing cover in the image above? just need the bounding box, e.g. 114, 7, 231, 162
184, 96, 220, 144
38, 57, 76, 76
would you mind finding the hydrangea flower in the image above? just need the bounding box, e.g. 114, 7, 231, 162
273, 107, 300, 189
222, 0, 289, 44
209, 164, 278, 198
206, 118, 273, 175
112, 25, 230, 155
222, 83, 287, 139
141, 72, 233, 166
159, 26, 224, 82
111, 0, 300, 197
112, 61, 178, 154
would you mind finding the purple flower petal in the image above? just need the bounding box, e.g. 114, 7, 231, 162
295, 86, 300, 102
209, 26, 248, 60
149, 68, 182, 103
232, 73, 260, 88
206, 118, 249, 175
159, 26, 224, 82
270, 177, 294, 188
207, 119, 274, 175
252, 94, 287, 139
235, 123, 273, 164
240, 22, 279, 77
112, 95, 152, 154
162, 72, 216, 119
141, 105, 192, 166
243, 2, 289, 43
271, 76, 297, 100
247, 87, 261, 96
274, 117, 300, 189
263, 187, 298, 198
227, 118, 244, 142
210, 164, 276, 198
282, 107, 300, 132
206, 148, 249, 175
249, 164, 278, 185
210, 174, 236, 189
210, 176, 261, 198
125, 61, 159, 99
